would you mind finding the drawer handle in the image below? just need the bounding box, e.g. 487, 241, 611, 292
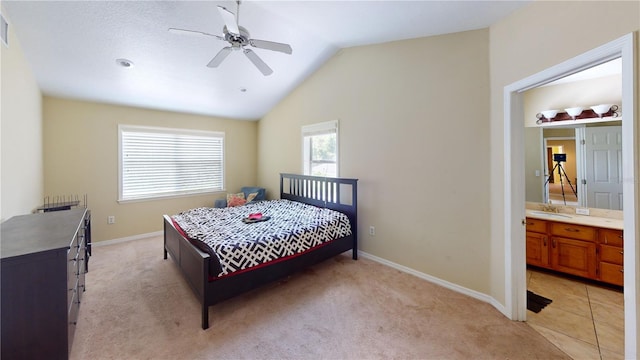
620, 269, 624, 273
620, 251, 624, 255
543, 238, 547, 247
564, 228, 579, 232
69, 258, 77, 263
618, 235, 623, 239
552, 239, 556, 248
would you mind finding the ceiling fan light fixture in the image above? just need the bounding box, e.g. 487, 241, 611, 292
116, 58, 134, 68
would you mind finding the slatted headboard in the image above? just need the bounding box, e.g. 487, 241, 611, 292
279, 173, 358, 241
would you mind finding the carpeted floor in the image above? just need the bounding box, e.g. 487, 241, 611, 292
70, 236, 570, 359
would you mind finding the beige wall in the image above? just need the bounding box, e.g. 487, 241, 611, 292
0, 8, 43, 221
258, 29, 492, 293
489, 0, 639, 305
43, 97, 258, 242
524, 127, 543, 202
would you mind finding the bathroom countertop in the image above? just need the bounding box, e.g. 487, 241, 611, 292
525, 209, 623, 230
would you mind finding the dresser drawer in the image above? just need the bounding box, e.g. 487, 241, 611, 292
599, 262, 623, 286
550, 222, 596, 242
525, 218, 547, 233
67, 291, 80, 353
67, 278, 78, 308
599, 228, 623, 247
67, 251, 78, 290
600, 244, 623, 265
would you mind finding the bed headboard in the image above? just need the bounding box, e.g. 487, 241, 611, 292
280, 173, 358, 238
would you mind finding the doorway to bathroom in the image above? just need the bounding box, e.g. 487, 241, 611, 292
503, 33, 637, 357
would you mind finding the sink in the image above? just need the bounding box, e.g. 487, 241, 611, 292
529, 211, 572, 219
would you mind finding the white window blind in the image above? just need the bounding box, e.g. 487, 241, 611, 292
302, 120, 338, 177
119, 125, 224, 202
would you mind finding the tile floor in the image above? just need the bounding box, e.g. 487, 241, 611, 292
527, 268, 624, 359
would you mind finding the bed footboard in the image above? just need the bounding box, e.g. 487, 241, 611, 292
163, 215, 212, 329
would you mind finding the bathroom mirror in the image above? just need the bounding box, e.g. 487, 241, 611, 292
523, 58, 623, 210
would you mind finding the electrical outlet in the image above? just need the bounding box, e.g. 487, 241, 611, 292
369, 226, 375, 236
108, 216, 115, 224
575, 207, 590, 216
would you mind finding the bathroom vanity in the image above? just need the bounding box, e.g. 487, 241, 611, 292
525, 210, 623, 286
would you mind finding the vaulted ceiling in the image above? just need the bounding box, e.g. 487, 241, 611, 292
2, 1, 530, 120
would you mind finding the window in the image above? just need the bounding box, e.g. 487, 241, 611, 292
302, 120, 338, 177
118, 125, 224, 202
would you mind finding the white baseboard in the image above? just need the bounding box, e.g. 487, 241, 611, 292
93, 231, 163, 247
358, 250, 507, 315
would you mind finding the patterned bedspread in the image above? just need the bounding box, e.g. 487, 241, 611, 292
171, 199, 352, 278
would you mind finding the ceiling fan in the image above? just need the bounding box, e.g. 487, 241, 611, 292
169, 1, 292, 76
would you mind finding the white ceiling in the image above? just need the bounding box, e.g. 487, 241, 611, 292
2, 1, 531, 120
543, 58, 622, 87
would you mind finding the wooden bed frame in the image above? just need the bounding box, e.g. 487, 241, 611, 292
163, 173, 358, 329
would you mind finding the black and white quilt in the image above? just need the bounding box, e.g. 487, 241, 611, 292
172, 199, 352, 278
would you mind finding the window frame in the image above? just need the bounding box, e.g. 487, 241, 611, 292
118, 124, 225, 203
301, 120, 339, 177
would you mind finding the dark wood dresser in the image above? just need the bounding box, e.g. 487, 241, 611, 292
1, 208, 91, 359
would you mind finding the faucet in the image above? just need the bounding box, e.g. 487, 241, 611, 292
542, 202, 558, 213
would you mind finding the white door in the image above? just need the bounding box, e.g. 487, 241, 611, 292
584, 126, 623, 210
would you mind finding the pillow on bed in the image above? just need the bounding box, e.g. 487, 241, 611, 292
227, 192, 246, 207
241, 186, 266, 201
246, 192, 258, 203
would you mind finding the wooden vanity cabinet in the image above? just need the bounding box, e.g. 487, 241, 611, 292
549, 222, 597, 279
598, 228, 624, 286
525, 217, 622, 286
525, 218, 550, 268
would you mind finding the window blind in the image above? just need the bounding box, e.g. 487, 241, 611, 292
119, 125, 224, 202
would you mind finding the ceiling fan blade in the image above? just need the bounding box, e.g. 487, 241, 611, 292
217, 6, 240, 35
249, 39, 292, 55
243, 49, 273, 76
207, 47, 233, 68
168, 28, 223, 41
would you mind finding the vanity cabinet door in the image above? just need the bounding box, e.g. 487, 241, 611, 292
600, 244, 623, 264
550, 236, 597, 279
526, 232, 550, 268
599, 228, 623, 246
599, 262, 623, 286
